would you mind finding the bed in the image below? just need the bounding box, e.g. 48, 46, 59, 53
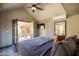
18, 37, 53, 56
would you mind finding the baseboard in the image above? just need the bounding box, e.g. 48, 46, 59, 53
0, 45, 13, 49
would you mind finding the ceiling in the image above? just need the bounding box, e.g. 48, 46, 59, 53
25, 3, 66, 21
0, 3, 79, 21
62, 3, 79, 16
0, 3, 25, 11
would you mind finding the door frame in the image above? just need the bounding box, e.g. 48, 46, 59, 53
12, 19, 18, 45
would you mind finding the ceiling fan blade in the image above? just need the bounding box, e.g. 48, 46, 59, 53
27, 6, 32, 8
32, 3, 37, 7
36, 3, 41, 5
35, 7, 43, 10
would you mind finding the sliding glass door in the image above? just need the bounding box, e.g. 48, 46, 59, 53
12, 19, 34, 44
17, 21, 34, 42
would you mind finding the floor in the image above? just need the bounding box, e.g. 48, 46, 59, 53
0, 46, 18, 56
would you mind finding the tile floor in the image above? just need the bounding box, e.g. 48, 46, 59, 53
0, 46, 18, 56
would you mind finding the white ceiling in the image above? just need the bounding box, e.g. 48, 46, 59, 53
0, 3, 25, 11
62, 3, 79, 16
24, 3, 66, 21
0, 3, 79, 21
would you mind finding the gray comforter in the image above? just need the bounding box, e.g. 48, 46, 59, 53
18, 37, 53, 56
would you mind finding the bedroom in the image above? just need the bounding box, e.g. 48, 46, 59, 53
0, 3, 79, 56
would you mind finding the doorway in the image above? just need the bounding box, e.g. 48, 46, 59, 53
18, 21, 33, 42
12, 20, 34, 44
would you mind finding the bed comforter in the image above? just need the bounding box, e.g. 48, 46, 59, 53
18, 37, 53, 56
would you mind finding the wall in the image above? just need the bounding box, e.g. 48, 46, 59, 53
38, 19, 54, 39
38, 14, 79, 39
0, 8, 37, 47
67, 14, 79, 38
33, 21, 39, 37
0, 18, 1, 47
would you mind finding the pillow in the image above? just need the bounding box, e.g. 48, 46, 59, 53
62, 39, 77, 55
57, 35, 65, 41
51, 38, 77, 56
75, 45, 79, 56
65, 35, 78, 44
51, 42, 71, 56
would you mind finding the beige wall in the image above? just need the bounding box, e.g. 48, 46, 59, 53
33, 21, 39, 37
38, 19, 54, 39
38, 14, 79, 39
0, 18, 1, 47
67, 14, 79, 38
0, 8, 37, 47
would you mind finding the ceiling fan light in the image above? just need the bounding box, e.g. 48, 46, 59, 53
32, 7, 36, 10
32, 9, 35, 12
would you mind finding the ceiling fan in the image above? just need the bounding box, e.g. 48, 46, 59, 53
27, 3, 43, 12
